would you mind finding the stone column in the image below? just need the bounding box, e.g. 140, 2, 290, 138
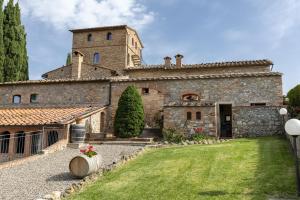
24, 133, 31, 157
8, 132, 15, 160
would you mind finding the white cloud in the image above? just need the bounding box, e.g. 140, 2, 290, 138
17, 0, 154, 30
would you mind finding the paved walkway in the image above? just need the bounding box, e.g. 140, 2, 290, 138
0, 145, 142, 200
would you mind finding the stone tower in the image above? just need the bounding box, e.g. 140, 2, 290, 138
70, 25, 143, 74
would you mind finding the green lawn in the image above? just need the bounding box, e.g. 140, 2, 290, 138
68, 136, 297, 200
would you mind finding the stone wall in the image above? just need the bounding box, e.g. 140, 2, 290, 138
0, 81, 110, 107
163, 106, 216, 135
232, 106, 283, 137
44, 65, 72, 79
109, 74, 282, 133
125, 65, 270, 78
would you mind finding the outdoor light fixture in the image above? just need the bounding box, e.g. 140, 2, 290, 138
279, 108, 288, 116
285, 119, 300, 196
279, 108, 288, 134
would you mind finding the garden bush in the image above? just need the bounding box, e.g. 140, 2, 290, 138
114, 85, 145, 138
162, 128, 184, 143
287, 84, 300, 118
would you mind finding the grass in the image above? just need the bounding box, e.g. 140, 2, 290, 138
68, 136, 297, 200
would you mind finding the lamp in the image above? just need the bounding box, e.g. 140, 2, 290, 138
285, 119, 300, 196
279, 108, 288, 116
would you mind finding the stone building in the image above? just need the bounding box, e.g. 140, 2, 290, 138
0, 25, 283, 160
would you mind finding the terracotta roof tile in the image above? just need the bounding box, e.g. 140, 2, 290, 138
125, 59, 273, 70
0, 106, 104, 126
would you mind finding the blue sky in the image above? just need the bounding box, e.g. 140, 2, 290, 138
11, 0, 300, 93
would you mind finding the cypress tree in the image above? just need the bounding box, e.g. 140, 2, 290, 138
15, 2, 28, 81
3, 0, 28, 82
66, 53, 72, 65
3, 0, 17, 82
114, 85, 145, 138
0, 0, 4, 82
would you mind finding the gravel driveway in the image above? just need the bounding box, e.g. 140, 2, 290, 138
0, 145, 142, 200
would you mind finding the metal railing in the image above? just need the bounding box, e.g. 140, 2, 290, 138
0, 129, 62, 163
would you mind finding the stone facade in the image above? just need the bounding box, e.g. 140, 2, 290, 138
232, 106, 283, 137
0, 24, 285, 148
0, 80, 110, 107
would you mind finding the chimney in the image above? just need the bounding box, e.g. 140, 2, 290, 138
164, 56, 172, 68
71, 51, 84, 79
174, 54, 184, 68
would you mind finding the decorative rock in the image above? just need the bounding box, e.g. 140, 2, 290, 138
43, 194, 54, 200
164, 141, 169, 144
52, 191, 61, 200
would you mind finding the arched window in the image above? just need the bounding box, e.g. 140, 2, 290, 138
187, 112, 192, 120
13, 95, 21, 104
106, 32, 112, 40
0, 132, 10, 154
93, 53, 100, 64
182, 94, 199, 102
15, 132, 25, 154
132, 38, 134, 46
135, 42, 137, 49
87, 34, 92, 42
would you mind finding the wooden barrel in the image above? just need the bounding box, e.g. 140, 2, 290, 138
71, 124, 86, 143
69, 154, 102, 178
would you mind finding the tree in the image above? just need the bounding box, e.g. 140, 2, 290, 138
287, 84, 300, 118
3, 0, 18, 82
114, 85, 145, 138
3, 0, 28, 82
0, 0, 4, 82
66, 53, 72, 65
15, 2, 28, 81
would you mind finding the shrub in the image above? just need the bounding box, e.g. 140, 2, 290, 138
114, 85, 145, 138
163, 128, 184, 143
287, 84, 300, 118
189, 127, 206, 141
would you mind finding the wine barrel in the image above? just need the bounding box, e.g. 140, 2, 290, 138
69, 154, 102, 178
71, 124, 86, 143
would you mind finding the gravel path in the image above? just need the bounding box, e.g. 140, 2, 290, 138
0, 145, 142, 200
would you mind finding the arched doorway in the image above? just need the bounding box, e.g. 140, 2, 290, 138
0, 132, 10, 154
100, 112, 105, 133
15, 132, 25, 154
47, 131, 58, 146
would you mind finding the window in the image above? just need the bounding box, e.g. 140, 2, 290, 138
142, 88, 149, 95
47, 131, 58, 146
87, 34, 92, 42
187, 112, 192, 120
250, 103, 266, 106
135, 42, 137, 49
127, 54, 130, 65
15, 132, 25, 154
13, 95, 21, 104
182, 94, 199, 101
93, 53, 100, 64
30, 94, 38, 103
106, 32, 112, 40
0, 132, 10, 154
132, 38, 134, 46
196, 112, 201, 120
